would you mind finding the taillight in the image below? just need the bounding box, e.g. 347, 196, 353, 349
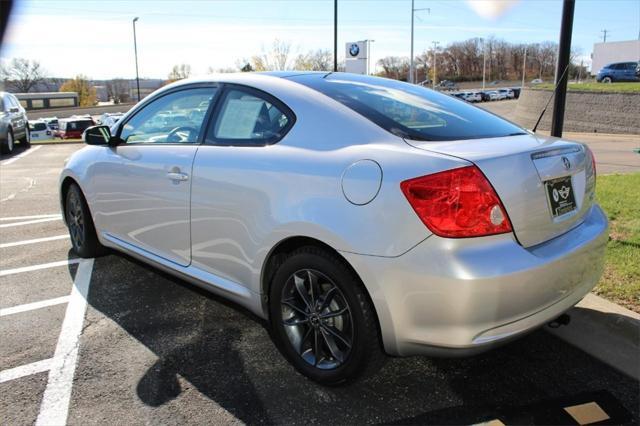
401, 165, 513, 238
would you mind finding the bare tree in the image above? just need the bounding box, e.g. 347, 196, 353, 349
377, 56, 410, 81
294, 49, 332, 71
167, 64, 192, 82
105, 79, 130, 104
251, 40, 292, 71
0, 58, 47, 92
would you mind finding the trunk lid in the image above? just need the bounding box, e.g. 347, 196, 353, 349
405, 133, 596, 247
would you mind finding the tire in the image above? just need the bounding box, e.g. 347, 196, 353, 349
269, 246, 385, 385
602, 76, 613, 83
65, 183, 106, 258
20, 124, 31, 147
1, 128, 14, 154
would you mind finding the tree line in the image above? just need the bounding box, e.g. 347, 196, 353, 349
1, 37, 588, 106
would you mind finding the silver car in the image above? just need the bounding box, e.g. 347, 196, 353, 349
59, 72, 607, 385
0, 91, 30, 154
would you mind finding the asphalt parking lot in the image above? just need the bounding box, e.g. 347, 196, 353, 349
1, 144, 639, 425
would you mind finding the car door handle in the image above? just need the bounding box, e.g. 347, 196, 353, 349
167, 171, 189, 181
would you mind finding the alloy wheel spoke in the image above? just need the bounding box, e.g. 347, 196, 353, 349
312, 328, 321, 366
293, 273, 313, 311
320, 307, 348, 320
307, 270, 320, 306
319, 286, 338, 312
319, 327, 344, 363
320, 324, 352, 349
282, 316, 309, 326
299, 325, 313, 353
282, 299, 308, 317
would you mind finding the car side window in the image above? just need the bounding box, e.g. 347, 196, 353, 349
119, 87, 216, 144
206, 88, 293, 146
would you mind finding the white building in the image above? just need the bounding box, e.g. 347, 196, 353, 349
591, 40, 640, 75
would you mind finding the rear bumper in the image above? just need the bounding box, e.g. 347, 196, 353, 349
342, 204, 608, 356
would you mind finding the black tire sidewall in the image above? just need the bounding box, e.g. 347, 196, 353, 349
66, 184, 101, 258
269, 248, 377, 385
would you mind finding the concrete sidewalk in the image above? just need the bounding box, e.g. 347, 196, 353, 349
547, 294, 640, 380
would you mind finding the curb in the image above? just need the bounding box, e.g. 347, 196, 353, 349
30, 141, 83, 145
546, 293, 640, 380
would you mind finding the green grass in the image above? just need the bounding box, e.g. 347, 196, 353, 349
533, 82, 640, 93
594, 173, 640, 312
30, 138, 82, 144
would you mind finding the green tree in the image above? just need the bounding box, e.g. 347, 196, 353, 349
59, 75, 97, 107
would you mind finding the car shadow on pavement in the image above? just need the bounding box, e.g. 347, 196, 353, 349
0, 144, 29, 160
80, 252, 640, 425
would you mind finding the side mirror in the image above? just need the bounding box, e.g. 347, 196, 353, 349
83, 125, 114, 146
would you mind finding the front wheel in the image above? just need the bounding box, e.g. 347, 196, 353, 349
65, 183, 106, 258
601, 76, 613, 83
269, 247, 385, 385
1, 129, 14, 154
20, 124, 31, 146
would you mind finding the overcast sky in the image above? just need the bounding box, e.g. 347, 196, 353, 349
2, 0, 639, 79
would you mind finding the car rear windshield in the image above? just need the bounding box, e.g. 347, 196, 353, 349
32, 122, 47, 131
290, 73, 526, 141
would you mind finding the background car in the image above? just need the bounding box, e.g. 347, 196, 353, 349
42, 116, 59, 130
465, 91, 482, 102
596, 61, 640, 83
486, 90, 500, 101
28, 120, 53, 140
0, 91, 30, 154
101, 112, 124, 128
57, 117, 95, 139
498, 88, 515, 99
531, 78, 543, 84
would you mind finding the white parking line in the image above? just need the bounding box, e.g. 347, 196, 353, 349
0, 358, 53, 384
0, 214, 62, 221
37, 258, 94, 426
0, 259, 81, 277
0, 216, 62, 228
0, 234, 69, 249
0, 145, 42, 166
0, 296, 71, 317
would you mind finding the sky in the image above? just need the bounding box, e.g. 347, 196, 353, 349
1, 0, 639, 79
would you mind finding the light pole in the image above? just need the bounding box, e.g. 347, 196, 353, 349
132, 17, 141, 102
363, 39, 375, 75
409, 0, 430, 83
334, 0, 338, 72
521, 45, 527, 88
431, 41, 439, 89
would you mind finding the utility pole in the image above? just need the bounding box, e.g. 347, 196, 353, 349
432, 41, 439, 89
551, 0, 575, 138
521, 45, 527, 87
334, 0, 338, 72
132, 17, 141, 102
601, 29, 609, 43
409, 1, 429, 83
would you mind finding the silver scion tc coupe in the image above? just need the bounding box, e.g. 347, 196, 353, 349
60, 72, 607, 385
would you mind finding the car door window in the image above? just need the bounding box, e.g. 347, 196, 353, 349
206, 88, 294, 145
120, 87, 216, 144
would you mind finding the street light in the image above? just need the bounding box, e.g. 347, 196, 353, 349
132, 17, 141, 102
409, 0, 430, 83
363, 39, 375, 75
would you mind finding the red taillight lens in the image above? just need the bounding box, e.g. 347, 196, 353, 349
401, 165, 513, 238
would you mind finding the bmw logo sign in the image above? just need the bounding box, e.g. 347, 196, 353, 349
349, 43, 360, 57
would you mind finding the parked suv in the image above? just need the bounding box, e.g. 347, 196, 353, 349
596, 61, 640, 83
0, 91, 30, 154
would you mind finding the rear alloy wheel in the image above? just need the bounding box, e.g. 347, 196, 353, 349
1, 129, 14, 154
65, 183, 106, 258
602, 76, 612, 83
269, 247, 385, 385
